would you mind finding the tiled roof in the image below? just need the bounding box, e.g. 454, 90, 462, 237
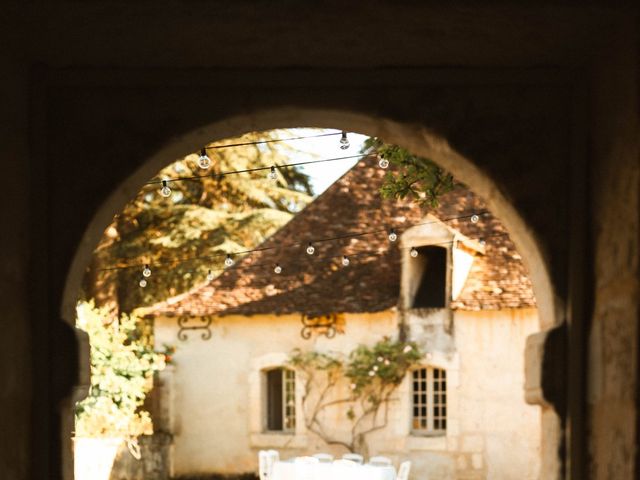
144, 159, 535, 318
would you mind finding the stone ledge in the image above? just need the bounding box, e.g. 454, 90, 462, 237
402, 434, 447, 451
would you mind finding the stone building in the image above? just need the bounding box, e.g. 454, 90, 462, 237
143, 160, 541, 479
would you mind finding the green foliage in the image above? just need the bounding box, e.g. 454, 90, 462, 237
291, 338, 422, 405
84, 130, 314, 314
363, 137, 455, 207
289, 338, 423, 453
74, 301, 166, 438
344, 338, 423, 395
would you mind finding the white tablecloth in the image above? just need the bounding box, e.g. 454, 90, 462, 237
271, 461, 396, 480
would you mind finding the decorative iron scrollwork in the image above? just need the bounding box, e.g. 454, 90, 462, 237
300, 313, 343, 339
177, 315, 212, 341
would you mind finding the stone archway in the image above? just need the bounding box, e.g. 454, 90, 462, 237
62, 107, 562, 479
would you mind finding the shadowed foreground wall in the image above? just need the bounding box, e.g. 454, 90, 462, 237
588, 22, 640, 479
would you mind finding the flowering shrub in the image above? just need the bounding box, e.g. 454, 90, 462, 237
289, 337, 423, 454
344, 338, 423, 393
74, 301, 166, 438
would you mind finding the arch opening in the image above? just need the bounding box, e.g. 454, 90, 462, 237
63, 108, 561, 480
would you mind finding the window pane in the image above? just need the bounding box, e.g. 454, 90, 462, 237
283, 369, 296, 431
412, 367, 447, 434
266, 369, 283, 431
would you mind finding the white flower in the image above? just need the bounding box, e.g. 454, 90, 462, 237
403, 345, 413, 353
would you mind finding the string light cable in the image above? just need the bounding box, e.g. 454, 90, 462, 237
149, 129, 356, 182
135, 232, 510, 290
186, 131, 350, 171
99, 210, 495, 274
202, 130, 346, 152
108, 131, 504, 288
146, 152, 374, 188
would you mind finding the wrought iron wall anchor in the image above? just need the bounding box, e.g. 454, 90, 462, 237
177, 315, 212, 341
300, 313, 339, 339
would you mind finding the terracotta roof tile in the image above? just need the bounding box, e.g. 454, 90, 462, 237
144, 159, 535, 318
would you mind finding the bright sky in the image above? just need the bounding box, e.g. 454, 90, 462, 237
274, 128, 369, 196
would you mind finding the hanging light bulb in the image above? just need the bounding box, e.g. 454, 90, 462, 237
378, 157, 389, 169
388, 228, 397, 242
274, 264, 282, 274
198, 148, 211, 169
206, 269, 215, 281
410, 247, 419, 258
142, 264, 151, 278
342, 255, 350, 266
224, 254, 234, 267
339, 131, 350, 150
160, 180, 172, 198
268, 165, 278, 180
139, 278, 147, 288
306, 243, 315, 255
470, 214, 480, 224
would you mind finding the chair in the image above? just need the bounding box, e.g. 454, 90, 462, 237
312, 453, 334, 463
397, 460, 411, 480
258, 450, 271, 480
258, 450, 280, 480
369, 455, 392, 466
342, 453, 364, 464
267, 450, 280, 463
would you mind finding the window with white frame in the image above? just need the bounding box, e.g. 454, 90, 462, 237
411, 367, 446, 434
265, 368, 296, 432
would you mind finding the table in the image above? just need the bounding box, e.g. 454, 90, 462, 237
271, 460, 396, 480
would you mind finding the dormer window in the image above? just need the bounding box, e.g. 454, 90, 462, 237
400, 215, 483, 311
411, 245, 448, 309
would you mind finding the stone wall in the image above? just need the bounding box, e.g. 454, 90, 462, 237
109, 434, 172, 480
75, 434, 172, 480
154, 309, 540, 480
588, 19, 640, 479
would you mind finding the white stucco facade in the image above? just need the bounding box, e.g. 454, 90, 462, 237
153, 308, 540, 479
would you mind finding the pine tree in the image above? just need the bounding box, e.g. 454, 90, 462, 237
82, 131, 313, 316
